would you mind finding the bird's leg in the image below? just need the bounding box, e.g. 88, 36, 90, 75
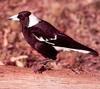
67, 58, 85, 74
32, 58, 54, 73
69, 64, 84, 74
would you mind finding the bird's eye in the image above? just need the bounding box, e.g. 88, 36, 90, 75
18, 15, 25, 20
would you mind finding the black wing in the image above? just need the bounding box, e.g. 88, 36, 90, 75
29, 20, 98, 56
48, 32, 98, 56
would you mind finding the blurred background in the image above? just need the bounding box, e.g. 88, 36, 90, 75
0, 0, 100, 72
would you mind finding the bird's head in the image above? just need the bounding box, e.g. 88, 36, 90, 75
9, 11, 40, 27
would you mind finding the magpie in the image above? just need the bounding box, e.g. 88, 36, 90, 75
9, 11, 98, 60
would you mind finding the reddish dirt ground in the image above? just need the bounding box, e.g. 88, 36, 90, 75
0, 65, 100, 89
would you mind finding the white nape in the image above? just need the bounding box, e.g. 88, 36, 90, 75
53, 46, 90, 54
28, 14, 40, 27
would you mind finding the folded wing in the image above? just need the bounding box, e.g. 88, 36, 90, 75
48, 33, 98, 56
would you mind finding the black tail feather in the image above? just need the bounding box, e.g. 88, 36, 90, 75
89, 50, 99, 56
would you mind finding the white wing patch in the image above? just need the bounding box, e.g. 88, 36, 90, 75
37, 37, 45, 42
33, 34, 56, 45
50, 35, 57, 40
53, 46, 90, 54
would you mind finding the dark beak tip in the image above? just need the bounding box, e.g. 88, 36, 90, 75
8, 18, 11, 20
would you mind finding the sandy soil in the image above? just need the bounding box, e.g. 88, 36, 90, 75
0, 66, 100, 89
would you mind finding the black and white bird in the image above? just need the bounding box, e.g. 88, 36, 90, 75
9, 11, 98, 60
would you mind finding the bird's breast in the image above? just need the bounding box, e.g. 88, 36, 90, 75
22, 28, 38, 47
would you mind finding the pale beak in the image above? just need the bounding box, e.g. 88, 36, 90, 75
9, 14, 19, 21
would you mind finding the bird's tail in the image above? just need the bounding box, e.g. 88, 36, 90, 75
88, 48, 99, 56
66, 41, 99, 56
73, 42, 99, 56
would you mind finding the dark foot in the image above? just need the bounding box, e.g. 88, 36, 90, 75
32, 59, 53, 73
